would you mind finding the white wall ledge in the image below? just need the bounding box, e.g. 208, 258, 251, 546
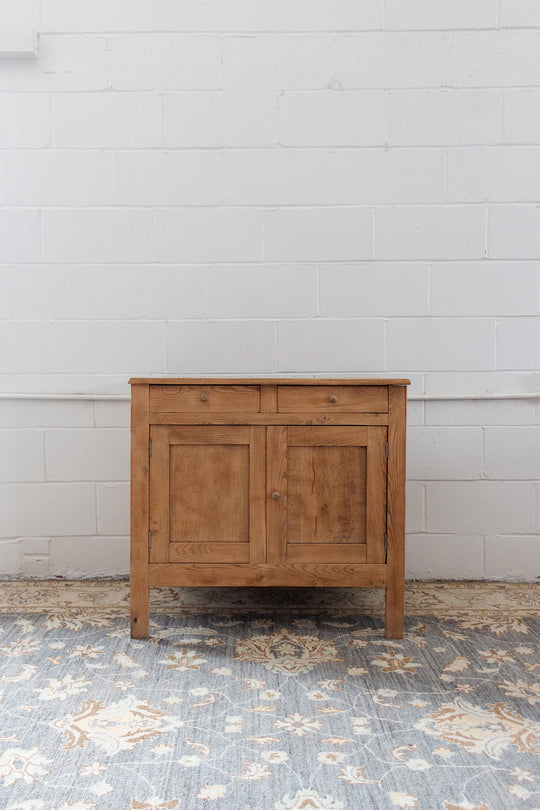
0, 29, 39, 59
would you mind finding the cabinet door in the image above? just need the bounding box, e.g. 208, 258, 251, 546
268, 426, 387, 565
149, 425, 265, 564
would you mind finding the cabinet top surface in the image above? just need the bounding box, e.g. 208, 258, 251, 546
129, 377, 411, 386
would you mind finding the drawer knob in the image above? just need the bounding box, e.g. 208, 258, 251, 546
329, 395, 338, 403
271, 491, 281, 500
200, 394, 209, 402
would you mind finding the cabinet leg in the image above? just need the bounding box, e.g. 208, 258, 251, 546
384, 582, 404, 639
130, 584, 150, 639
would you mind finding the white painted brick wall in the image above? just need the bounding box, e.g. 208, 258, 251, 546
426, 482, 537, 534
387, 319, 496, 372
0, 483, 96, 536
0, 93, 49, 146
335, 149, 446, 204
0, 210, 41, 261
0, 431, 45, 482
277, 319, 386, 373
51, 93, 163, 148
384, 0, 498, 30
114, 151, 224, 206
0, 37, 109, 93
164, 92, 279, 147
319, 265, 429, 316
488, 206, 540, 259
223, 150, 333, 206
376, 206, 487, 260
45, 429, 130, 481
447, 148, 540, 203
500, 0, 540, 27
279, 91, 388, 146
504, 89, 540, 142
430, 264, 539, 315
450, 31, 540, 87
0, 0, 539, 582
41, 0, 155, 33
335, 33, 449, 88
3, 151, 114, 206
209, 266, 318, 318
484, 428, 540, 480
166, 321, 275, 374
268, 0, 381, 32
264, 207, 373, 261
42, 209, 154, 263
389, 90, 502, 146
407, 428, 484, 480
1, 267, 207, 320
224, 35, 334, 90
109, 35, 222, 91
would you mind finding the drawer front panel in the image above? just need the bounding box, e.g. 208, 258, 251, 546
150, 384, 260, 413
277, 385, 388, 413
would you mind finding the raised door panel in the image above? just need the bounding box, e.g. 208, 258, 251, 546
267, 425, 387, 565
149, 425, 265, 564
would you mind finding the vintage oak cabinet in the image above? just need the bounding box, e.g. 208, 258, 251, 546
129, 378, 409, 639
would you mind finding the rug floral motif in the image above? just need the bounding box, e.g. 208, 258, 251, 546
0, 583, 538, 809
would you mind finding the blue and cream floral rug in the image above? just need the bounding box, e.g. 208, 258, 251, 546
0, 582, 538, 810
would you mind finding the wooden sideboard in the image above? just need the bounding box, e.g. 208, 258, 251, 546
129, 378, 409, 639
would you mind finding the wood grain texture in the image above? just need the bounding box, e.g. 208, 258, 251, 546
149, 562, 387, 588
131, 377, 410, 386
288, 426, 368, 446
385, 385, 407, 639
249, 426, 266, 564
366, 426, 387, 565
287, 543, 367, 564
170, 443, 249, 542
149, 425, 170, 563
169, 426, 250, 444
130, 384, 150, 638
278, 385, 388, 412
266, 426, 287, 564
150, 412, 389, 426
169, 542, 249, 563
287, 445, 366, 544
150, 384, 260, 413
260, 384, 277, 412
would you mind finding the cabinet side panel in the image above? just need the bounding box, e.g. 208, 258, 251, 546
386, 386, 407, 638
130, 384, 150, 638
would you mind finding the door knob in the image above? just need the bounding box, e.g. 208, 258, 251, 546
200, 394, 209, 402
271, 491, 281, 500
329, 395, 338, 403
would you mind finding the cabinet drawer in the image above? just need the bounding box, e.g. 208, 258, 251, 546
277, 385, 388, 413
150, 385, 260, 413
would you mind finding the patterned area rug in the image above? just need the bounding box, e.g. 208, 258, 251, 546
0, 582, 538, 810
